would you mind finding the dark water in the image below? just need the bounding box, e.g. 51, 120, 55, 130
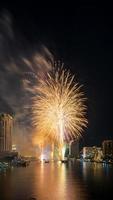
0, 161, 113, 200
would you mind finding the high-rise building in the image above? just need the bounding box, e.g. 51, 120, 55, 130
69, 140, 79, 158
0, 113, 13, 152
102, 140, 113, 158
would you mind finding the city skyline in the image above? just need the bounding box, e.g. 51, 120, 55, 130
0, 2, 113, 147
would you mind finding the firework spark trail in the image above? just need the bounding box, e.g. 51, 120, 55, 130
31, 66, 88, 157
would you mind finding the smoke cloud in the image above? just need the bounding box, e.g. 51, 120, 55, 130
0, 11, 53, 155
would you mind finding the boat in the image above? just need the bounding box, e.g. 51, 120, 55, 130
61, 158, 68, 163
0, 162, 9, 171
44, 160, 50, 163
12, 158, 30, 167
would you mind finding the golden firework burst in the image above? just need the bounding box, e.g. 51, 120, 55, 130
31, 66, 87, 151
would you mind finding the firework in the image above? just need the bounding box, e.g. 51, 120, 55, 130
31, 65, 87, 159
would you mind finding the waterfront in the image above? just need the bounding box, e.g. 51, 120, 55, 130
0, 161, 113, 200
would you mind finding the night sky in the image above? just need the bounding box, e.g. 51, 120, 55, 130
0, 2, 113, 146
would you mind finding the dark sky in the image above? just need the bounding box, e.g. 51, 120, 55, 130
0, 2, 113, 146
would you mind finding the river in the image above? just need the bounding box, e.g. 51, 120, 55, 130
0, 161, 113, 200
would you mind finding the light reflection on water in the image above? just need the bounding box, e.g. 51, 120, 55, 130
33, 161, 89, 200
0, 161, 113, 200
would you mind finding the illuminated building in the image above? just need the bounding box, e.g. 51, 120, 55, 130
93, 147, 103, 162
83, 147, 96, 159
102, 140, 113, 158
83, 146, 103, 161
0, 113, 13, 152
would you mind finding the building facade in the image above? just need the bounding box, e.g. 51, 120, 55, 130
69, 140, 79, 158
0, 113, 13, 152
83, 146, 96, 159
102, 140, 113, 158
83, 146, 103, 161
